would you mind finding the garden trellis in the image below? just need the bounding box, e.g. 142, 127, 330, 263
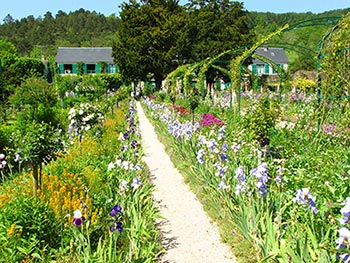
164, 15, 348, 123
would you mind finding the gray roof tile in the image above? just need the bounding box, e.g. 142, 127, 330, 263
252, 47, 288, 64
56, 47, 114, 64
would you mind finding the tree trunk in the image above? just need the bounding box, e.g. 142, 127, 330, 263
39, 162, 42, 190
32, 162, 39, 196
59, 93, 65, 109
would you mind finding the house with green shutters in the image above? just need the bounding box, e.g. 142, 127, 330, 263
248, 47, 288, 75
55, 47, 118, 75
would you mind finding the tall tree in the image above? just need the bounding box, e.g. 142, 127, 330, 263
186, 0, 255, 62
113, 0, 188, 89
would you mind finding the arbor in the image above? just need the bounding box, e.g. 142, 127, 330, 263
321, 15, 350, 94
185, 0, 255, 89
113, 0, 189, 90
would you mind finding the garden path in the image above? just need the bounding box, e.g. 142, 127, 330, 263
136, 101, 237, 263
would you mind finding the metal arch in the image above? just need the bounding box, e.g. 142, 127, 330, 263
234, 16, 342, 113
267, 42, 318, 61
284, 16, 341, 31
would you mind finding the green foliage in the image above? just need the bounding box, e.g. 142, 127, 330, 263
293, 77, 317, 91
76, 62, 84, 76
10, 77, 58, 124
321, 14, 350, 99
1, 195, 62, 247
113, 0, 187, 89
2, 57, 45, 87
100, 73, 123, 90
10, 121, 65, 194
55, 74, 81, 94
0, 124, 11, 152
243, 97, 280, 147
187, 0, 255, 62
0, 40, 17, 57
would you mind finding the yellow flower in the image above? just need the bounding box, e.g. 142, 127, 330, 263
7, 224, 16, 237
17, 228, 23, 237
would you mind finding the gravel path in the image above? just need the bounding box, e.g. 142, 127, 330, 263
136, 101, 237, 263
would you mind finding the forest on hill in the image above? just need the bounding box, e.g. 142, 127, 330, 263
0, 9, 120, 57
0, 3, 349, 73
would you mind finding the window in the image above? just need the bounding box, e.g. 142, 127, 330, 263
64, 64, 73, 74
109, 65, 117, 73
87, 64, 96, 73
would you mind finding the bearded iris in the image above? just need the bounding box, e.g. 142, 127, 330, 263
293, 188, 318, 214
251, 162, 269, 197
72, 210, 83, 226
110, 205, 124, 233
235, 166, 247, 195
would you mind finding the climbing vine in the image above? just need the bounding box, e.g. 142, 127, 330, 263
320, 14, 350, 100
229, 24, 290, 105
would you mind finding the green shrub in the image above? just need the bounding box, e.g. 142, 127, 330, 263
243, 97, 280, 147
0, 195, 63, 262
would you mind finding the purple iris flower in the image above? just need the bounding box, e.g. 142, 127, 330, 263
110, 205, 122, 217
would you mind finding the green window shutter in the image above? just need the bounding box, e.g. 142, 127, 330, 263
115, 65, 119, 73
58, 64, 64, 74
252, 64, 257, 74
83, 64, 87, 74
72, 64, 78, 74
264, 64, 269, 74
96, 63, 100, 73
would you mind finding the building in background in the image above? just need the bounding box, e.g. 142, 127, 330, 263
248, 47, 288, 75
56, 47, 118, 75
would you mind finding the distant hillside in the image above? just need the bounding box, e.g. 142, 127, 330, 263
0, 8, 120, 57
249, 8, 350, 35
248, 8, 350, 72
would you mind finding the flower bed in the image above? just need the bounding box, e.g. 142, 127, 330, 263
143, 94, 350, 263
0, 100, 162, 262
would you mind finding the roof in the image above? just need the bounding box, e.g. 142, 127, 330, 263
252, 47, 288, 64
56, 47, 114, 64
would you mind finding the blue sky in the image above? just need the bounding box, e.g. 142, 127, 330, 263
0, 0, 349, 21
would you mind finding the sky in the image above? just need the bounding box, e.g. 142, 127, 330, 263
0, 0, 349, 22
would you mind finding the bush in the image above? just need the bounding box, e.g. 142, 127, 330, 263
243, 97, 280, 147
0, 194, 63, 262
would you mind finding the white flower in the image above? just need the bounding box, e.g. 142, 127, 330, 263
122, 160, 130, 170
108, 162, 116, 171
119, 180, 129, 191
218, 180, 229, 190
115, 159, 122, 166
73, 209, 82, 218
131, 177, 141, 189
